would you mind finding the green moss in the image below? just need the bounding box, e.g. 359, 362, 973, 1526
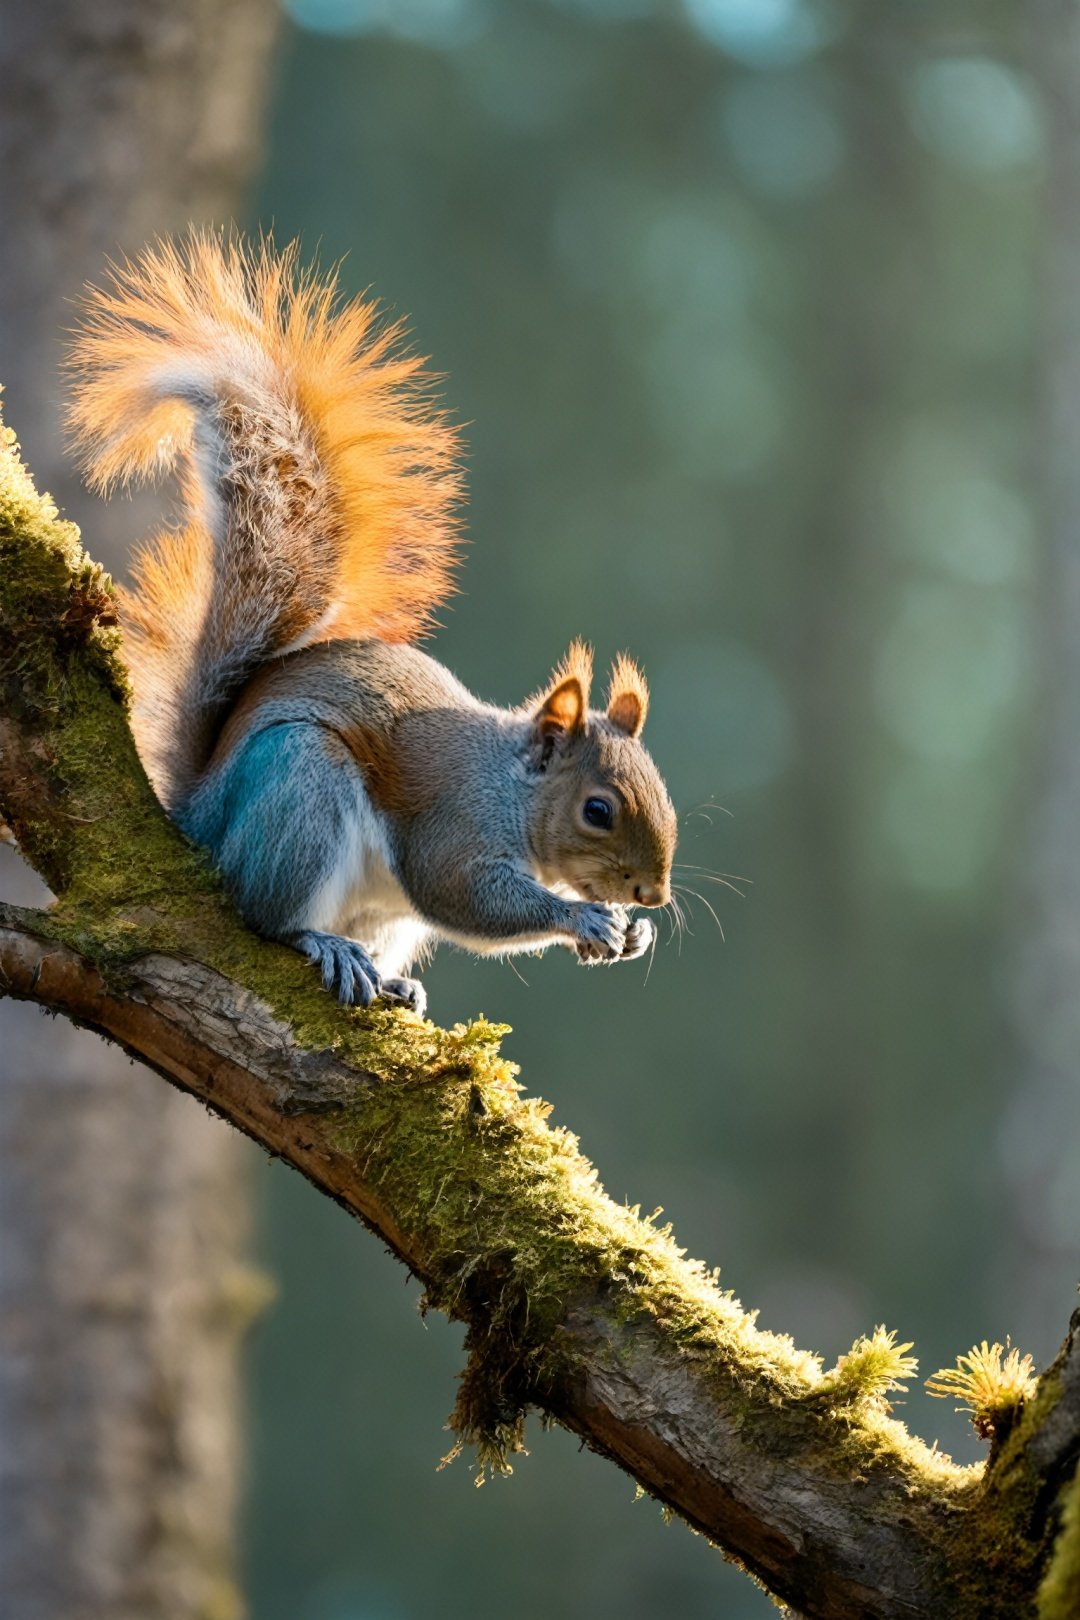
322, 1040, 977, 1497
814, 1326, 918, 1407
1038, 1462, 1080, 1620
938, 1366, 1070, 1618
0, 410, 138, 893
927, 1340, 1038, 1444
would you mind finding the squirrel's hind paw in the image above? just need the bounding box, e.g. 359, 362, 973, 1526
292, 930, 382, 1007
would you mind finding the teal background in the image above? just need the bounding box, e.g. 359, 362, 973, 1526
239, 4, 1069, 1616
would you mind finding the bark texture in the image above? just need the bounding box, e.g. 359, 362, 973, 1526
1, 404, 1078, 1619
0, 4, 278, 1616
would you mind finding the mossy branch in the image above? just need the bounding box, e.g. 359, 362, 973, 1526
1, 397, 1078, 1618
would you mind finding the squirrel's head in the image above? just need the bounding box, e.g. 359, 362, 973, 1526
525, 642, 676, 909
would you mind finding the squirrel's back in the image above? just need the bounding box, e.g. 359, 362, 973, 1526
66, 232, 464, 807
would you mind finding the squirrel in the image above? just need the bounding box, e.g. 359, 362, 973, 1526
65, 233, 677, 1017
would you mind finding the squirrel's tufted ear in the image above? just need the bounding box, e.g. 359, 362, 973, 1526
606, 652, 648, 738
532, 639, 592, 743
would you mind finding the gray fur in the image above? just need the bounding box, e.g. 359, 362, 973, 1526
178, 640, 675, 1010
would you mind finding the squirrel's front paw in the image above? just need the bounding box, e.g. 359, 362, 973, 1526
573, 902, 631, 964
293, 930, 382, 1007
621, 915, 655, 961
379, 976, 428, 1018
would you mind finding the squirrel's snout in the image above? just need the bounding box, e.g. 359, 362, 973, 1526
634, 882, 668, 908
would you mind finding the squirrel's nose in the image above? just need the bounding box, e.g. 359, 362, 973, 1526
634, 882, 668, 908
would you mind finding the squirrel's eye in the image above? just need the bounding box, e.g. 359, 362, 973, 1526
582, 797, 614, 831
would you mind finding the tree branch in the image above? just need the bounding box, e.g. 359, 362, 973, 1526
0, 401, 1076, 1618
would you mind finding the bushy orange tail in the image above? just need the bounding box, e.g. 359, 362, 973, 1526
66, 231, 464, 808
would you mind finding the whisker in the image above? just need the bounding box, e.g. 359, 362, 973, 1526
643, 915, 659, 986
674, 862, 752, 884
671, 888, 697, 949
673, 882, 726, 943
670, 891, 692, 952
674, 867, 749, 899
683, 799, 733, 821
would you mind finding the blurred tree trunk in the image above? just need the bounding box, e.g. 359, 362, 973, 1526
781, 35, 919, 1301
0, 3, 278, 1616
1007, 3, 1080, 1361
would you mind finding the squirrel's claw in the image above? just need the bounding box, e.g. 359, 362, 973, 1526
294, 930, 383, 1007
293, 933, 426, 1013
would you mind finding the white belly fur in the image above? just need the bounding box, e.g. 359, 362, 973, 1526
304, 771, 428, 974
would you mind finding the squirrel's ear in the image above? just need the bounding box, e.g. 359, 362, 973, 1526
532, 639, 592, 743
536, 675, 587, 739
606, 653, 649, 738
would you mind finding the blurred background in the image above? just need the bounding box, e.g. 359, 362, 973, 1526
2, 2, 1078, 1617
